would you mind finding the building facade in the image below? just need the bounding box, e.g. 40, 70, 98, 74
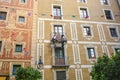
0, 0, 35, 80
33, 0, 120, 80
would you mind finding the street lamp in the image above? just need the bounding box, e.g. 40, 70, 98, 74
37, 56, 43, 69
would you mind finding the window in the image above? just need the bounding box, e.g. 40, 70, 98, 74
0, 41, 2, 52
118, 0, 120, 7
53, 6, 62, 19
83, 26, 92, 36
104, 10, 113, 20
18, 16, 25, 23
115, 48, 120, 53
80, 8, 88, 18
56, 71, 66, 80
0, 11, 7, 20
54, 25, 63, 35
20, 0, 26, 3
12, 65, 21, 75
87, 48, 96, 59
109, 28, 118, 37
2, 0, 10, 2
78, 0, 86, 3
55, 48, 65, 65
100, 0, 109, 5
15, 44, 23, 52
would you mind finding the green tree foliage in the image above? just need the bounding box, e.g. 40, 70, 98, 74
15, 67, 42, 80
90, 53, 120, 80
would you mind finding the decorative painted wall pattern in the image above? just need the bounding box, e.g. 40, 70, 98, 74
0, 0, 33, 9
1, 62, 10, 74
0, 29, 32, 59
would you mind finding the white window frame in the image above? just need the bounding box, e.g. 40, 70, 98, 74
103, 9, 114, 21
108, 26, 119, 39
79, 7, 90, 19
100, 0, 110, 5
18, 16, 25, 23
52, 4, 63, 19
85, 46, 98, 60
13, 42, 25, 55
1, 0, 11, 3
81, 24, 93, 40
54, 70, 68, 80
77, 0, 87, 3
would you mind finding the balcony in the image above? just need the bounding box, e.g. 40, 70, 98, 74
51, 33, 67, 48
52, 56, 69, 68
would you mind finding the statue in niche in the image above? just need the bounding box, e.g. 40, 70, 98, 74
5, 33, 13, 58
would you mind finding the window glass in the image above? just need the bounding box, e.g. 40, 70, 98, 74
83, 26, 92, 36
0, 41, 2, 52
20, 0, 26, 3
53, 6, 62, 19
87, 48, 96, 59
80, 8, 88, 18
104, 10, 113, 20
109, 28, 118, 37
56, 71, 66, 80
18, 16, 25, 23
0, 11, 7, 20
115, 48, 120, 53
15, 44, 23, 52
12, 65, 21, 75
100, 0, 108, 5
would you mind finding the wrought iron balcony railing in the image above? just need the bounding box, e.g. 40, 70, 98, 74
51, 32, 67, 48
52, 56, 69, 68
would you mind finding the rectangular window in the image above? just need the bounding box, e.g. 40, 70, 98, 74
78, 0, 86, 3
104, 10, 113, 20
80, 8, 88, 18
2, 0, 10, 2
53, 6, 62, 19
0, 11, 7, 20
0, 41, 2, 52
83, 26, 92, 36
115, 48, 120, 53
56, 71, 66, 80
109, 28, 118, 37
15, 44, 23, 52
54, 25, 63, 35
20, 0, 26, 3
87, 48, 96, 59
12, 65, 21, 75
118, 0, 120, 7
18, 16, 25, 23
100, 0, 108, 5
55, 48, 65, 65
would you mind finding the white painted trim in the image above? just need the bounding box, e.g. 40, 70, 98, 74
107, 26, 120, 41
78, 6, 90, 19
103, 9, 115, 21
84, 45, 98, 60
81, 24, 94, 40
106, 42, 120, 45
44, 65, 52, 68
38, 18, 120, 25
81, 65, 93, 68
78, 41, 101, 44
52, 4, 63, 20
